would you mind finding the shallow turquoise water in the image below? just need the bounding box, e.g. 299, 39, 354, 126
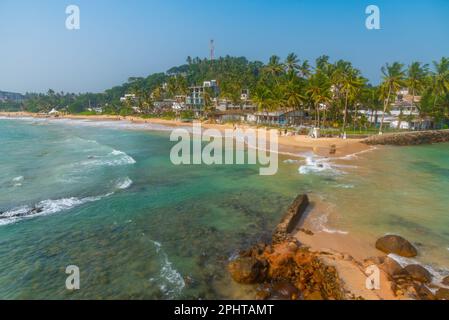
1, 118, 448, 299
0, 118, 317, 299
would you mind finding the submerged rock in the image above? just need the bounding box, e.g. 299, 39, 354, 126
375, 235, 418, 257
404, 264, 432, 283
256, 281, 303, 300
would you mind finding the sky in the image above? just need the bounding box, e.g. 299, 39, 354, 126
0, 0, 448, 93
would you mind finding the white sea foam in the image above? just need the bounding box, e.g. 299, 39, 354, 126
150, 240, 185, 298
298, 153, 342, 176
334, 183, 355, 189
115, 177, 133, 190
0, 193, 112, 226
296, 146, 376, 176
11, 176, 24, 187
388, 253, 449, 287
312, 212, 349, 235
283, 159, 300, 164
81, 149, 136, 167
335, 146, 377, 161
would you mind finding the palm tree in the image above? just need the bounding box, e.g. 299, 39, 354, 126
431, 57, 449, 117
363, 86, 383, 128
299, 60, 312, 79
379, 62, 406, 133
265, 55, 284, 79
331, 61, 360, 132
403, 62, 429, 128
252, 85, 276, 124
315, 55, 330, 73
281, 79, 305, 112
306, 72, 331, 128
284, 53, 300, 75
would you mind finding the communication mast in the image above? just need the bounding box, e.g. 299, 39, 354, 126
210, 39, 215, 61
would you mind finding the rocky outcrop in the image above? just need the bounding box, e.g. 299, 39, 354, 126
272, 194, 309, 244
404, 264, 432, 283
363, 129, 449, 146
228, 256, 268, 284
369, 235, 449, 300
442, 276, 449, 286
436, 288, 449, 300
228, 194, 348, 300
379, 256, 405, 277
256, 281, 303, 300
229, 242, 346, 300
375, 235, 418, 257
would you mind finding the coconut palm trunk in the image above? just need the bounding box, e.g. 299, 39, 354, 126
342, 92, 349, 132
379, 86, 392, 134
397, 107, 403, 129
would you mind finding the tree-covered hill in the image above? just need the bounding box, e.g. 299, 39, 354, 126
3, 54, 449, 131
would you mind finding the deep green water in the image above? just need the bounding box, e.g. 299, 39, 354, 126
0, 118, 448, 299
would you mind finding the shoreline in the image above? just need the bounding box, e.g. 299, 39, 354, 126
0, 111, 371, 159
0, 111, 392, 299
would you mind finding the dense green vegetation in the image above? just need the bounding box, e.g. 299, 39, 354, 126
3, 55, 449, 131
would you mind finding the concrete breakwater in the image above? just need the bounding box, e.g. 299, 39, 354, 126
272, 194, 309, 244
363, 130, 449, 146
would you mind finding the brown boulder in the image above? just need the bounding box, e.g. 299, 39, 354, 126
228, 257, 267, 284
435, 288, 449, 300
375, 235, 418, 257
379, 256, 405, 277
442, 276, 449, 286
413, 284, 436, 300
404, 264, 432, 283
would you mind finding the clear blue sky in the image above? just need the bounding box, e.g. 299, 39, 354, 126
0, 0, 448, 93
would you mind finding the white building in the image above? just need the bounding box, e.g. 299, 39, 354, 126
360, 88, 428, 130
120, 94, 136, 103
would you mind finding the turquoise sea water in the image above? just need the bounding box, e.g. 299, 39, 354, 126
0, 118, 314, 299
0, 118, 448, 299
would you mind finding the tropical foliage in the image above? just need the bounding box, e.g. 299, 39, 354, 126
4, 55, 449, 130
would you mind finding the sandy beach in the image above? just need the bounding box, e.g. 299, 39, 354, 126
0, 112, 370, 158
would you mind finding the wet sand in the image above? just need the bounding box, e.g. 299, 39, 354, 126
294, 196, 398, 299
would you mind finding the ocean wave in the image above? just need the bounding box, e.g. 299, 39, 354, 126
312, 212, 349, 235
336, 146, 377, 161
0, 193, 112, 226
388, 254, 449, 287
12, 176, 24, 187
80, 149, 136, 167
12, 176, 24, 182
0, 174, 133, 226
298, 153, 343, 176
115, 177, 133, 190
150, 240, 185, 298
